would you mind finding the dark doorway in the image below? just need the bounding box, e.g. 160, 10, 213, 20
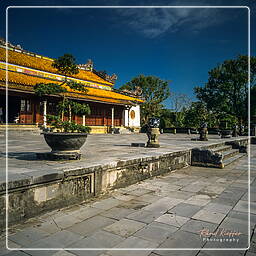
0, 94, 5, 123
8, 96, 21, 123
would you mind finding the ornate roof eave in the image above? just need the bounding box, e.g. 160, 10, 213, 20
0, 82, 142, 106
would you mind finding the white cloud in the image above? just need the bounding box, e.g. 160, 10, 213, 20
115, 7, 236, 38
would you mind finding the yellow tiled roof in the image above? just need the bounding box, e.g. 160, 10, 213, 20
0, 69, 144, 105
0, 47, 113, 86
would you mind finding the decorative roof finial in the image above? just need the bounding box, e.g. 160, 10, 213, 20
78, 59, 93, 71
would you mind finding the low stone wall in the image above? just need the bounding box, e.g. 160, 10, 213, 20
0, 150, 191, 229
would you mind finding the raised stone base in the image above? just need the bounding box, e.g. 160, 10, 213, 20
36, 152, 82, 160
221, 135, 232, 138
2, 149, 191, 228
1, 136, 249, 228
131, 143, 146, 147
146, 143, 160, 148
191, 138, 208, 141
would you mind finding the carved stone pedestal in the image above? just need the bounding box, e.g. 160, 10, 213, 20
199, 128, 208, 141
147, 128, 160, 148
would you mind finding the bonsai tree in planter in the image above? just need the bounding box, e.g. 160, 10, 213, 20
219, 113, 238, 138
35, 54, 91, 160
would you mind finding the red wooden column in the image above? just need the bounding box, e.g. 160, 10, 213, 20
103, 107, 107, 126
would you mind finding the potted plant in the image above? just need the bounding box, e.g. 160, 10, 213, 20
35, 54, 91, 160
219, 114, 237, 138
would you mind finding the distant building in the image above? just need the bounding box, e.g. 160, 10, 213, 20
0, 40, 143, 133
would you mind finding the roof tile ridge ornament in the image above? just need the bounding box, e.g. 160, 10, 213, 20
78, 59, 93, 71
120, 86, 143, 98
0, 38, 54, 61
0, 37, 23, 51
92, 69, 118, 85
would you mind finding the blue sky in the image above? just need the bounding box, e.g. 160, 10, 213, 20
0, 0, 255, 108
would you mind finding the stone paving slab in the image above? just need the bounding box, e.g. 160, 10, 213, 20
125, 209, 162, 224
100, 207, 136, 221
133, 221, 178, 243
33, 230, 83, 248
67, 216, 116, 236
107, 236, 159, 256
68, 230, 124, 254
180, 219, 218, 235
192, 209, 226, 224
8, 227, 49, 247
0, 144, 255, 256
167, 203, 202, 218
154, 213, 190, 228
155, 229, 206, 249
103, 219, 146, 237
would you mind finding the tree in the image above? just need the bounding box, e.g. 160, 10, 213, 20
52, 54, 79, 77
170, 92, 191, 127
159, 109, 175, 129
34, 54, 91, 132
120, 75, 170, 124
194, 55, 256, 125
251, 85, 256, 122
183, 102, 218, 128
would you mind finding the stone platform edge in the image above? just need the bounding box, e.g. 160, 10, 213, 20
0, 149, 191, 228
0, 137, 250, 228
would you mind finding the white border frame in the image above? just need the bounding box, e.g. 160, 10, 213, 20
5, 5, 251, 251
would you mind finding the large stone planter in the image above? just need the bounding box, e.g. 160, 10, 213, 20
37, 132, 88, 160
220, 129, 232, 138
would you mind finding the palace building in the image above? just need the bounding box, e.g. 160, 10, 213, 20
0, 39, 143, 133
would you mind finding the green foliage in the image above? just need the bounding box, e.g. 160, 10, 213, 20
251, 85, 256, 121
61, 121, 91, 133
56, 99, 91, 116
170, 92, 191, 127
120, 75, 170, 124
46, 115, 91, 133
66, 80, 88, 92
159, 109, 175, 128
52, 54, 79, 76
35, 54, 91, 133
70, 101, 91, 116
194, 55, 256, 124
183, 102, 217, 128
219, 113, 238, 129
46, 115, 62, 128
34, 83, 67, 97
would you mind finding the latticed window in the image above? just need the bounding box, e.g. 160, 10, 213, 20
20, 99, 26, 112
48, 102, 57, 115
20, 99, 31, 112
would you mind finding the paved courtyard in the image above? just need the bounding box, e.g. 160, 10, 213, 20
0, 133, 249, 184
0, 143, 255, 256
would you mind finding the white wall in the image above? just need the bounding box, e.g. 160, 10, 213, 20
124, 105, 140, 128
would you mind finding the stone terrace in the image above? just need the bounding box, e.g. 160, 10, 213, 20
0, 145, 255, 256
0, 133, 249, 183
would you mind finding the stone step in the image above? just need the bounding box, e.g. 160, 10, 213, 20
222, 149, 240, 160
222, 153, 245, 167
206, 142, 226, 150
0, 126, 42, 135
0, 124, 39, 128
212, 145, 233, 153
